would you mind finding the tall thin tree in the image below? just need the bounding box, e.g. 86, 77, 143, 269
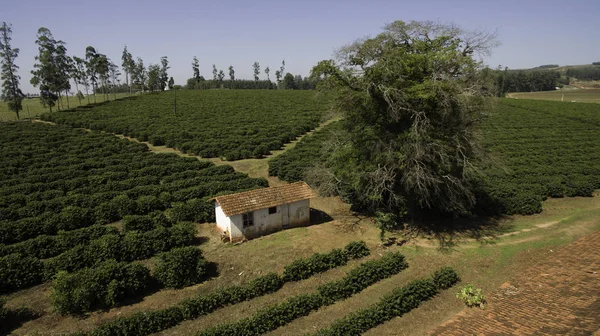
121, 46, 134, 95
192, 56, 200, 82
31, 27, 66, 112
253, 61, 260, 81
0, 22, 24, 120
159, 56, 169, 91
228, 65, 235, 81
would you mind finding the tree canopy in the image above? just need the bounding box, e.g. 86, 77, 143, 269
309, 20, 497, 223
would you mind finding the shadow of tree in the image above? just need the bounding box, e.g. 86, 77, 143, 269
402, 214, 513, 253
309, 208, 334, 226
0, 307, 41, 334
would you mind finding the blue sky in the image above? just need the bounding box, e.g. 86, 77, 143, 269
4, 0, 600, 93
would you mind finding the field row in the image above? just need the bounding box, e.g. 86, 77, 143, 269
41, 91, 329, 160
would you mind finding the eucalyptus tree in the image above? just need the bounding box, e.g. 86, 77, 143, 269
228, 65, 235, 81
217, 69, 225, 87
31, 27, 69, 112
0, 22, 24, 120
108, 60, 120, 99
264, 66, 270, 81
309, 20, 498, 224
168, 76, 174, 89
252, 61, 260, 81
95, 53, 110, 101
73, 56, 90, 104
121, 46, 134, 94
85, 46, 99, 103
192, 56, 200, 83
134, 57, 147, 92
147, 63, 160, 92
212, 64, 217, 82
159, 56, 169, 91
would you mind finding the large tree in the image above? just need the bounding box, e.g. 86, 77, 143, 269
252, 61, 260, 81
309, 20, 497, 223
0, 22, 24, 120
147, 63, 160, 92
72, 56, 89, 104
133, 57, 147, 92
31, 28, 70, 112
121, 46, 134, 95
85, 46, 99, 103
228, 65, 235, 81
159, 56, 169, 91
192, 56, 200, 83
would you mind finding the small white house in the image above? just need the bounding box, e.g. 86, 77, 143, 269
214, 182, 314, 243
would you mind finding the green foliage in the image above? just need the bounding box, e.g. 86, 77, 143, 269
310, 21, 497, 218
342, 241, 370, 259
313, 267, 459, 336
41, 90, 327, 160
282, 249, 348, 282
122, 215, 155, 232
317, 252, 408, 304
496, 69, 559, 95
43, 223, 195, 279
0, 225, 118, 259
0, 122, 268, 245
0, 22, 25, 120
282, 241, 370, 282
51, 260, 151, 315
0, 253, 44, 293
269, 121, 342, 182
88, 273, 284, 336
198, 252, 407, 336
85, 244, 368, 336
566, 67, 600, 81
455, 283, 486, 308
154, 247, 209, 288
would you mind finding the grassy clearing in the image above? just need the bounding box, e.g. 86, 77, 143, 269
0, 93, 133, 121
507, 89, 600, 103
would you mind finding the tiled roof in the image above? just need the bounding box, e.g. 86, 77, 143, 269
215, 182, 315, 217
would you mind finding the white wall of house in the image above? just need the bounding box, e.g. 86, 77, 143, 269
215, 199, 311, 242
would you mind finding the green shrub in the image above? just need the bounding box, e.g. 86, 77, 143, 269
51, 260, 151, 315
199, 252, 408, 336
342, 241, 370, 259
136, 195, 164, 214
282, 249, 348, 282
154, 247, 209, 288
0, 253, 44, 294
317, 252, 407, 304
122, 215, 155, 232
314, 267, 460, 336
455, 283, 486, 308
282, 241, 370, 282
90, 273, 283, 336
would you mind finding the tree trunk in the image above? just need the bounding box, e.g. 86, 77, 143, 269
57, 92, 62, 111
65, 90, 70, 109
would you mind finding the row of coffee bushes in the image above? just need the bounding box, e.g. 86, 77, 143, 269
198, 252, 408, 336
312, 267, 460, 335
80, 241, 370, 336
0, 122, 269, 246
0, 223, 195, 294
51, 246, 210, 315
42, 90, 328, 160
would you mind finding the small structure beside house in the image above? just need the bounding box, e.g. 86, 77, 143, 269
214, 182, 314, 242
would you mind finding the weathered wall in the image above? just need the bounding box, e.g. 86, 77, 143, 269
217, 200, 311, 242
289, 199, 310, 227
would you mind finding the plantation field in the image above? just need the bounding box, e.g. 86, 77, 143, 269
269, 98, 600, 215
42, 90, 329, 160
0, 122, 268, 298
507, 88, 600, 103
0, 92, 132, 121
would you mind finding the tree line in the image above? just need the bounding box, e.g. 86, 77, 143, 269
495, 68, 560, 95
0, 22, 309, 121
186, 58, 317, 90
566, 66, 600, 81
